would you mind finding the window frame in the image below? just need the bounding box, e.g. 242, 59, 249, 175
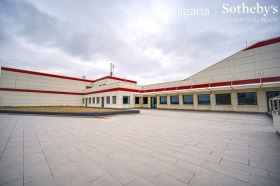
106, 96, 110, 104
123, 96, 130, 104
198, 94, 211, 105
215, 93, 231, 105
183, 95, 193, 104
160, 96, 167, 104
143, 97, 148, 104
135, 97, 141, 104
237, 92, 257, 105
112, 96, 117, 104
170, 96, 179, 104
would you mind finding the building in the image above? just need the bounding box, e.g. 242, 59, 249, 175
0, 37, 280, 113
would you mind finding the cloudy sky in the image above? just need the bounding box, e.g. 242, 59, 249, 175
0, 0, 279, 84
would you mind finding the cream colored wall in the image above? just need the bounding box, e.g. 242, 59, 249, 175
135, 87, 280, 113
0, 70, 91, 106
0, 91, 82, 106
83, 91, 137, 109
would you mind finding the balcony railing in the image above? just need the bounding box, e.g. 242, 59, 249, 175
269, 96, 280, 134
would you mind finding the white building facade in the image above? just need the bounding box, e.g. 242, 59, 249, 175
1, 37, 280, 113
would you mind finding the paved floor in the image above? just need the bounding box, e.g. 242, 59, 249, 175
0, 110, 279, 186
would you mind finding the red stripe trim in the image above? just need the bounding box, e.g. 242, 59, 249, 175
84, 87, 139, 95
232, 79, 260, 85
210, 82, 231, 87
262, 76, 280, 83
93, 76, 137, 84
1, 67, 137, 84
2, 67, 93, 83
244, 37, 280, 51
1, 76, 280, 95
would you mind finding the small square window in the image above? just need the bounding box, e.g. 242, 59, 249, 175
143, 97, 148, 104
171, 96, 179, 104
135, 97, 140, 104
123, 96, 130, 104
216, 94, 231, 105
183, 95, 193, 104
198, 94, 210, 105
160, 96, 167, 104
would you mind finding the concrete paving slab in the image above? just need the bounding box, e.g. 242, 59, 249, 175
0, 109, 279, 185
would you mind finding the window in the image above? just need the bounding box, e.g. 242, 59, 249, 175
106, 96, 110, 104
92, 97, 95, 104
83, 98, 85, 104
171, 96, 179, 104
135, 97, 140, 104
238, 92, 257, 105
112, 96, 116, 104
198, 94, 210, 105
216, 94, 231, 105
97, 97, 100, 104
183, 95, 193, 104
143, 97, 148, 104
160, 96, 167, 104
123, 96, 130, 104
89, 98, 91, 104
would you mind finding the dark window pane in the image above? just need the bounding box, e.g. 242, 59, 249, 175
106, 96, 110, 104
123, 96, 130, 104
216, 94, 231, 105
93, 97, 95, 104
183, 95, 193, 104
112, 96, 116, 104
143, 97, 148, 104
238, 92, 257, 105
135, 97, 140, 104
97, 97, 100, 104
171, 96, 179, 104
160, 96, 167, 104
89, 98, 91, 104
198, 94, 210, 105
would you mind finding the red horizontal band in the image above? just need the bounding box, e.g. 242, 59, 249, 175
93, 76, 137, 84
1, 67, 137, 84
1, 76, 280, 95
244, 37, 280, 51
84, 87, 140, 95
1, 67, 94, 83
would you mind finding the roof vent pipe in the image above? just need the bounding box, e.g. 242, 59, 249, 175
110, 63, 114, 76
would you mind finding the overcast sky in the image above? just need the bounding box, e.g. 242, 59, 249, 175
0, 0, 279, 84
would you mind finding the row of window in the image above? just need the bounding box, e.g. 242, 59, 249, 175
83, 96, 117, 104
136, 92, 257, 105
83, 92, 258, 106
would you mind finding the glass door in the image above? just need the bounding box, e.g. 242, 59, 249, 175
101, 97, 105, 108
151, 97, 157, 108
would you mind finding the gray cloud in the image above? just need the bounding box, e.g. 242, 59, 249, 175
0, 0, 279, 84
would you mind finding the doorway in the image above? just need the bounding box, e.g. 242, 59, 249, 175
151, 97, 157, 108
101, 97, 105, 108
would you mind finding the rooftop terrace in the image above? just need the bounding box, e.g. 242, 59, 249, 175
0, 110, 279, 186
